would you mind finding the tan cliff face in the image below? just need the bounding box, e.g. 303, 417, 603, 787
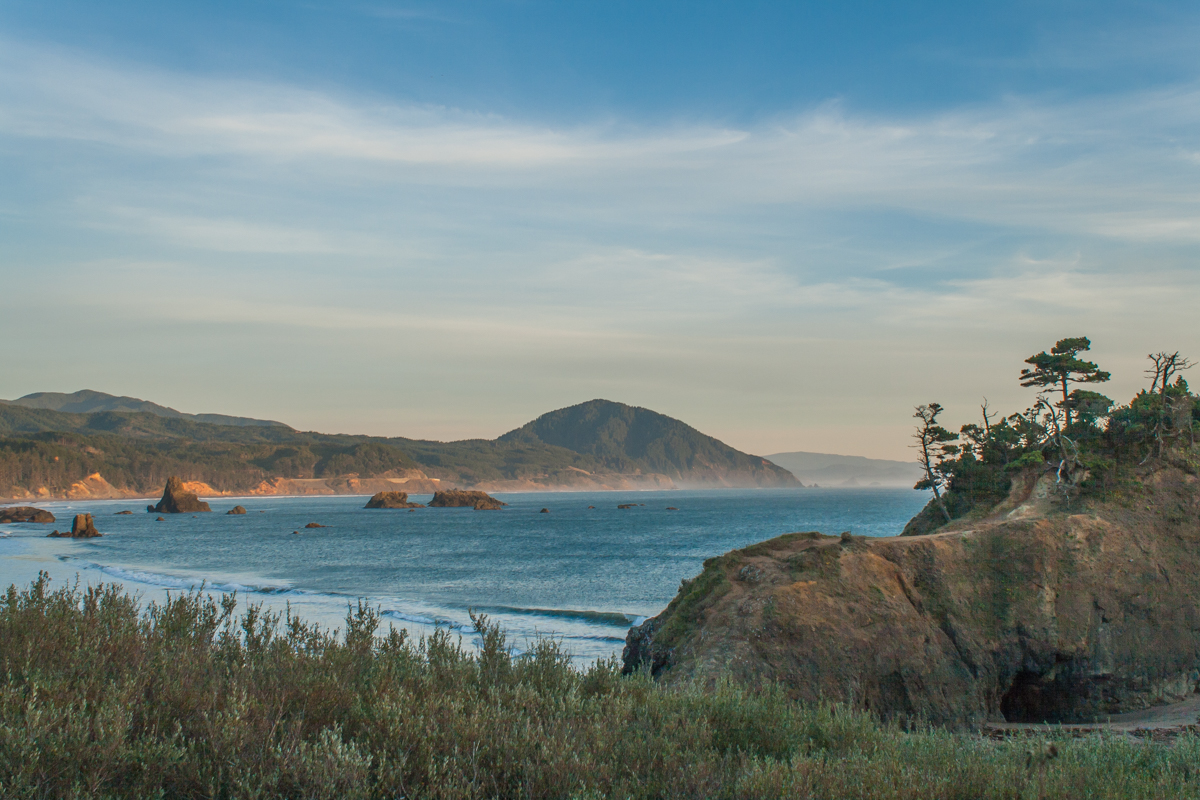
3, 467, 689, 500
624, 463, 1200, 728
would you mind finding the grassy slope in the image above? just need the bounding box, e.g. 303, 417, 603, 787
0, 575, 1193, 800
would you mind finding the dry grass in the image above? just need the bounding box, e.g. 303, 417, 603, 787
0, 573, 1196, 799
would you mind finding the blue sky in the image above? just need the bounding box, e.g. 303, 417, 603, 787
2, 1, 1199, 458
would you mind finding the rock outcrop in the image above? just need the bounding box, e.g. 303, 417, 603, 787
227, 505, 247, 515
48, 513, 101, 538
623, 463, 1200, 728
150, 477, 212, 514
364, 491, 424, 509
428, 489, 506, 511
0, 506, 55, 524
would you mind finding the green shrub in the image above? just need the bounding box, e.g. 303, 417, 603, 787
1, 574, 1195, 799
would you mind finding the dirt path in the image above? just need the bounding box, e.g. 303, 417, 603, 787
985, 695, 1200, 738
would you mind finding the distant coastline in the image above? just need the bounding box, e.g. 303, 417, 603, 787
0, 393, 800, 500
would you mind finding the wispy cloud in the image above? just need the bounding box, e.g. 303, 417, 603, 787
3, 36, 1200, 454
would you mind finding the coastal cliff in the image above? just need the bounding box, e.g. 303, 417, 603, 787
623, 460, 1200, 727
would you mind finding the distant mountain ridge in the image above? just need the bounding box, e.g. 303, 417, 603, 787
2, 390, 287, 429
0, 395, 799, 498
765, 451, 922, 488
500, 400, 798, 488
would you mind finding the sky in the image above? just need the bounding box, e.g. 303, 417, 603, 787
2, 1, 1200, 460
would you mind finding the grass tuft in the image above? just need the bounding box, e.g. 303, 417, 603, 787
0, 573, 1195, 798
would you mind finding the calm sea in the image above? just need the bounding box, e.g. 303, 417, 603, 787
0, 488, 928, 663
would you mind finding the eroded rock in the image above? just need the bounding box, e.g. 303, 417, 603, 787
428, 490, 506, 511
227, 505, 247, 515
623, 464, 1200, 728
151, 477, 211, 514
364, 491, 424, 509
49, 513, 101, 538
0, 506, 55, 524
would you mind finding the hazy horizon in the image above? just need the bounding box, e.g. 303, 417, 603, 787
4, 2, 1199, 461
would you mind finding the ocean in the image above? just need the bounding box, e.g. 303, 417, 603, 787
0, 488, 928, 663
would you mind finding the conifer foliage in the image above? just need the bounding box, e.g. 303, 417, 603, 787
906, 338, 1199, 534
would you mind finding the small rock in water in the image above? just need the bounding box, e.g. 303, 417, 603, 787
114, 510, 133, 515
156, 516, 165, 522
539, 508, 550, 513
227, 505, 247, 515
305, 522, 325, 528
588, 505, 596, 509
64, 514, 102, 538
666, 507, 678, 511
292, 530, 300, 535
617, 504, 635, 509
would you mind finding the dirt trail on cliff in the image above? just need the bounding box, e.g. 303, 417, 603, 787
987, 694, 1200, 736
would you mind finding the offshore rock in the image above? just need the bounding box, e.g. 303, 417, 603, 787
49, 513, 101, 538
227, 506, 247, 515
364, 491, 424, 509
428, 489, 506, 511
0, 506, 55, 524
151, 477, 211, 514
623, 464, 1200, 728
71, 513, 101, 538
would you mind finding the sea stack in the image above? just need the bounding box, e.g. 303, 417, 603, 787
48, 513, 101, 538
364, 491, 424, 509
428, 489, 506, 511
150, 477, 212, 514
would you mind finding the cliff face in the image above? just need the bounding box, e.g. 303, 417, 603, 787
623, 463, 1200, 727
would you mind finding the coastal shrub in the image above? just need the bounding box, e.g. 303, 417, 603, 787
1, 574, 1197, 799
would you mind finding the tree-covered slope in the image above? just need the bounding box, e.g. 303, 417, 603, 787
0, 398, 798, 496
4, 390, 286, 428
498, 399, 798, 487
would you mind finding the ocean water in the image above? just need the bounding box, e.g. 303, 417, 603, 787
0, 488, 928, 663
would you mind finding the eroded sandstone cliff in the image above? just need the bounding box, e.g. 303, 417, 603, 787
623, 463, 1200, 727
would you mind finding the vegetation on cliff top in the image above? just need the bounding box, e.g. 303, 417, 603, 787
2, 574, 1196, 799
905, 337, 1199, 534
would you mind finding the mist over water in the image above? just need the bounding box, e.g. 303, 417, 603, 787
0, 488, 928, 663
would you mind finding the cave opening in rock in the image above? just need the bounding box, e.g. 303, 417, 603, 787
1000, 671, 1077, 723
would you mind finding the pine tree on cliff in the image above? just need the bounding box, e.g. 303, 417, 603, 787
913, 403, 958, 523
1019, 337, 1110, 428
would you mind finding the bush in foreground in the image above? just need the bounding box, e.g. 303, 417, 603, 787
0, 574, 1196, 799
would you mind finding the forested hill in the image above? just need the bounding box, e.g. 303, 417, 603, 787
2, 390, 286, 428
0, 398, 798, 498
498, 400, 798, 488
